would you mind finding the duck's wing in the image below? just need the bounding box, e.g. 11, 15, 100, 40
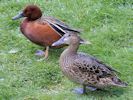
40, 16, 81, 36
73, 53, 118, 78
89, 55, 120, 74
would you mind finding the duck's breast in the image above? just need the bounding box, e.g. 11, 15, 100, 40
59, 56, 84, 84
20, 19, 61, 46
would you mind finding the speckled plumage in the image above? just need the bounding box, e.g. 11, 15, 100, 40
52, 33, 127, 93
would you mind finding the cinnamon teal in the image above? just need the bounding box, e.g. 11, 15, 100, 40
12, 5, 80, 59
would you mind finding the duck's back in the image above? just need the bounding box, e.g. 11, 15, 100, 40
75, 52, 117, 76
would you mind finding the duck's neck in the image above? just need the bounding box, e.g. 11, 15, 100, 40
26, 16, 41, 21
61, 43, 79, 58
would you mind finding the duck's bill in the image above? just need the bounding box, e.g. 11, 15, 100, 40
52, 37, 65, 46
12, 11, 24, 20
52, 37, 91, 47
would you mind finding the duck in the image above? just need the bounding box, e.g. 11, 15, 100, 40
52, 33, 127, 94
12, 5, 80, 58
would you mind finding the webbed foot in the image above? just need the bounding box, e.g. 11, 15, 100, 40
35, 46, 49, 59
35, 50, 45, 56
72, 88, 86, 94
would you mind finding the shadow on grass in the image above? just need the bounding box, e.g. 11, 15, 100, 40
84, 87, 128, 98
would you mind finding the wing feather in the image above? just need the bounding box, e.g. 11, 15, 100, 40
73, 53, 118, 78
40, 16, 81, 36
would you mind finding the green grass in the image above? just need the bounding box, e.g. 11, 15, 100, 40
0, 0, 133, 100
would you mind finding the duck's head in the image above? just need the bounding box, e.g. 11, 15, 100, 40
52, 33, 91, 46
12, 5, 42, 21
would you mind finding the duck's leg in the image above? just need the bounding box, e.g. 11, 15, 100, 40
44, 46, 49, 59
83, 85, 87, 94
86, 86, 97, 91
72, 85, 87, 94
35, 46, 49, 59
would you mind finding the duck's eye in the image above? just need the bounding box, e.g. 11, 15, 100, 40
68, 34, 71, 37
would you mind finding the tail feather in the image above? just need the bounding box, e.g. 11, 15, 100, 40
112, 77, 128, 87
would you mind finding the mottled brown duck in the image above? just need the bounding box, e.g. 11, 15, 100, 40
52, 33, 127, 94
